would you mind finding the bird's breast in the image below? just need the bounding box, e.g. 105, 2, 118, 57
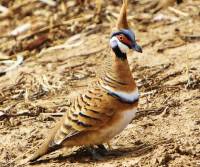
100, 106, 137, 140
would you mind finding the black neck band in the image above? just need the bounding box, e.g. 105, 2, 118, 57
112, 45, 127, 60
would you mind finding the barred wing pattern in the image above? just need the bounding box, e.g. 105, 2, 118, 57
52, 85, 116, 146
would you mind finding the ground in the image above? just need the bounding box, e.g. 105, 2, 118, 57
0, 0, 199, 167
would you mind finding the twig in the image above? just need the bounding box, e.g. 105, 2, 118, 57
140, 90, 157, 97
161, 93, 174, 104
159, 106, 170, 117
0, 110, 64, 120
0, 111, 38, 120
181, 34, 200, 42
9, 23, 31, 36
39, 0, 57, 6
152, 0, 176, 13
141, 37, 161, 48
152, 13, 179, 22
40, 112, 64, 117
135, 107, 166, 119
19, 14, 93, 41
0, 55, 23, 76
138, 63, 171, 86
157, 39, 185, 52
39, 37, 83, 54
168, 6, 189, 17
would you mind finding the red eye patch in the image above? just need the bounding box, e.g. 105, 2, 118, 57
116, 34, 132, 46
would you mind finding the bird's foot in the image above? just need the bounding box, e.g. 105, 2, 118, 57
87, 146, 104, 161
79, 144, 120, 160
97, 144, 123, 157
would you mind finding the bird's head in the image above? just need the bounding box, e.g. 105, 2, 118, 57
110, 0, 142, 54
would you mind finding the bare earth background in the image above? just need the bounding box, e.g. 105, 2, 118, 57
0, 0, 199, 167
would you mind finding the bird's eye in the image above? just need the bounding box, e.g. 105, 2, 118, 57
119, 35, 124, 41
116, 34, 132, 47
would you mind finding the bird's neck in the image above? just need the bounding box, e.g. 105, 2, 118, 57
112, 44, 127, 60
110, 47, 134, 84
99, 47, 136, 92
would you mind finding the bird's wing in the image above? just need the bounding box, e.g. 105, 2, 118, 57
52, 87, 115, 146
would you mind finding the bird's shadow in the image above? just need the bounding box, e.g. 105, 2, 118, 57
29, 143, 155, 165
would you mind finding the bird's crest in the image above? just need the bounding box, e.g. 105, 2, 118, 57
117, 0, 129, 29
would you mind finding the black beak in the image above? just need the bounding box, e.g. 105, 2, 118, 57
132, 43, 142, 53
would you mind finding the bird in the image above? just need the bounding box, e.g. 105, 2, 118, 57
29, 0, 142, 162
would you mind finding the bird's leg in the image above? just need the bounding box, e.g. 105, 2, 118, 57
97, 142, 114, 155
98, 143, 123, 157
87, 146, 103, 160
97, 144, 108, 155
97, 144, 107, 150
106, 142, 113, 150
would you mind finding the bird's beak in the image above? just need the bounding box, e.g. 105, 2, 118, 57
132, 43, 142, 53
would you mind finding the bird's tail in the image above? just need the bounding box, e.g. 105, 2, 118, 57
28, 121, 62, 162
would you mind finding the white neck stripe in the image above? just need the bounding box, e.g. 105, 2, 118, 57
101, 84, 139, 103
